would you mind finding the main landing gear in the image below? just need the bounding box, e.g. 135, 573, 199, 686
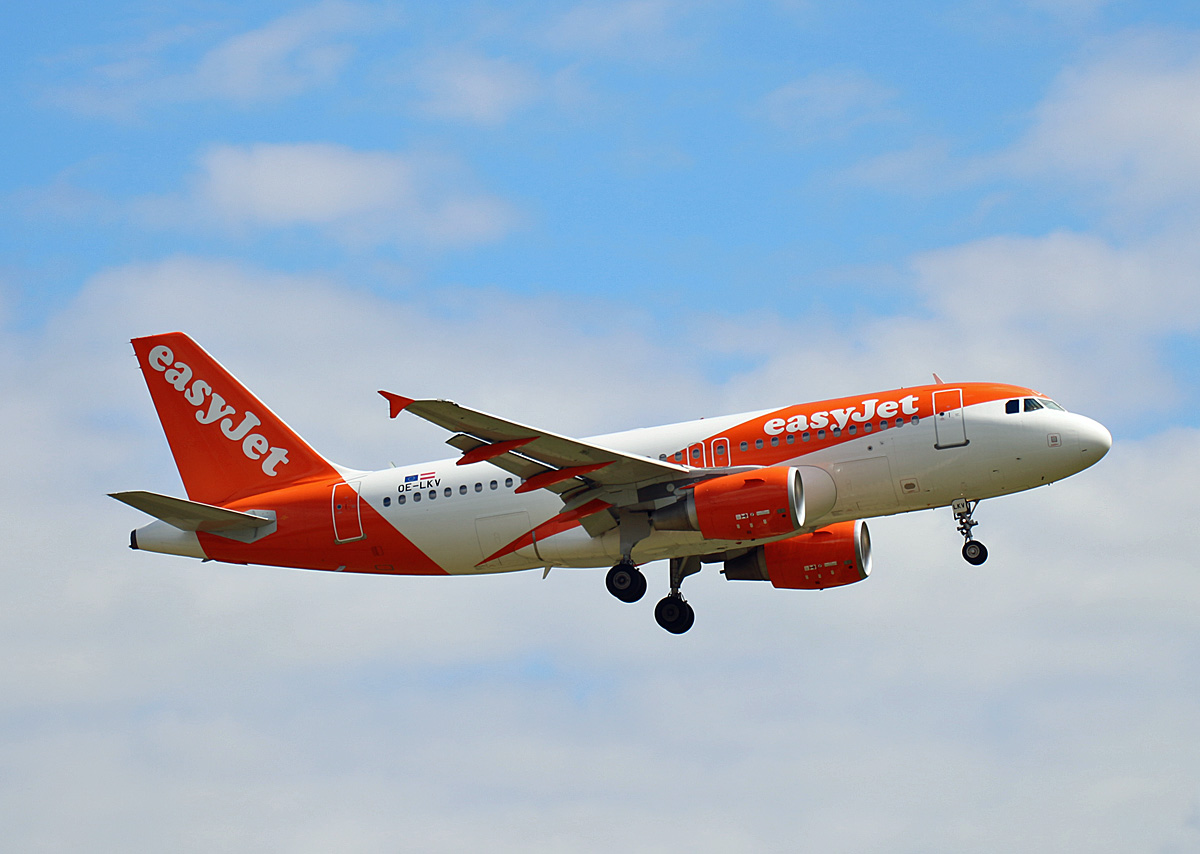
953, 499, 989, 566
654, 594, 694, 635
605, 560, 647, 603
604, 555, 700, 634
655, 555, 701, 634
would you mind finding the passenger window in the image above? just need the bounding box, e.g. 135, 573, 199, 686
817, 429, 825, 440
459, 484, 467, 495
1006, 399, 1020, 414
755, 438, 764, 449
896, 417, 905, 426
475, 482, 482, 493
659, 454, 667, 461
490, 480, 498, 490
740, 441, 748, 452
832, 427, 841, 437
912, 416, 919, 425
771, 436, 779, 446
879, 420, 888, 429
675, 451, 683, 461
786, 434, 794, 444
429, 490, 436, 500
1024, 398, 1044, 412
802, 432, 810, 442
716, 443, 727, 456
383, 496, 391, 507
848, 425, 856, 435
413, 492, 421, 503
505, 478, 513, 488
398, 494, 406, 505
864, 422, 872, 433
691, 448, 701, 460
444, 487, 452, 497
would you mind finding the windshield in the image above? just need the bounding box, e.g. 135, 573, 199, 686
1023, 398, 1066, 412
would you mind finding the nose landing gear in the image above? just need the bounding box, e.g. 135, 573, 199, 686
961, 539, 989, 565
953, 499, 988, 565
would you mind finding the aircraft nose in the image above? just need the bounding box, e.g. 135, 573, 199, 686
1077, 416, 1112, 465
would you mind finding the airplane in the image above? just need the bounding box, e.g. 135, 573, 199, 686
111, 332, 1112, 634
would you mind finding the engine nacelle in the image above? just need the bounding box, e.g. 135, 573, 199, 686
723, 520, 872, 589
653, 466, 805, 541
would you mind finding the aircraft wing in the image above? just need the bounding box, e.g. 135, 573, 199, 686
380, 392, 691, 498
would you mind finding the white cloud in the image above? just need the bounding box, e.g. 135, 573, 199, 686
189, 2, 375, 105
544, 0, 689, 60
910, 230, 1200, 333
841, 30, 1200, 222
1006, 30, 1200, 215
47, 1, 387, 117
841, 138, 970, 194
1, 258, 1198, 851
760, 69, 902, 142
146, 143, 521, 248
412, 53, 543, 125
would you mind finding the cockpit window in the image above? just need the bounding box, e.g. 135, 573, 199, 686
1005, 399, 1020, 415
1024, 398, 1044, 412
1041, 399, 1065, 411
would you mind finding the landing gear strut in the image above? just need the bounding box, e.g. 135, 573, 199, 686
607, 512, 651, 603
605, 561, 647, 603
953, 499, 989, 566
655, 556, 700, 634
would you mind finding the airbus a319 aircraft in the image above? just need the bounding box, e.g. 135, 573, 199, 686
112, 333, 1112, 634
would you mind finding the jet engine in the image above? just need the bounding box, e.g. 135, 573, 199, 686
723, 520, 871, 589
653, 466, 805, 541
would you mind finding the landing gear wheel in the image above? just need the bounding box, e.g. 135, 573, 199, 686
962, 540, 988, 566
654, 594, 695, 634
606, 562, 647, 603
953, 499, 990, 565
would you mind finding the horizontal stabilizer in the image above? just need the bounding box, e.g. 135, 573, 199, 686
109, 490, 273, 532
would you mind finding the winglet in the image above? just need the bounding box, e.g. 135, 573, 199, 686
378, 391, 414, 419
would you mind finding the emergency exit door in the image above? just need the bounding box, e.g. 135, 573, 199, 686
332, 481, 365, 542
933, 389, 969, 449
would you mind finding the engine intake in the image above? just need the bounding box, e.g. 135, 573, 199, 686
653, 466, 804, 541
723, 520, 871, 589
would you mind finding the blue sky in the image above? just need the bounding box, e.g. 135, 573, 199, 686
4, 2, 1200, 851
8, 2, 1198, 322
8, 1, 1200, 432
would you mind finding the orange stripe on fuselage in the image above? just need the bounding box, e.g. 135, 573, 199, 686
669, 382, 1037, 468
196, 478, 448, 575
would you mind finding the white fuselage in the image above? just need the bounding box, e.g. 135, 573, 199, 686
344, 395, 1109, 574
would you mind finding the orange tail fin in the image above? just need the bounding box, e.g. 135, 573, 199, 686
132, 332, 340, 505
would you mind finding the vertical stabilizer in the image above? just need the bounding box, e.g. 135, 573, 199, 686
132, 332, 339, 505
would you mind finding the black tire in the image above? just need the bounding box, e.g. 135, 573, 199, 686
678, 600, 695, 633
606, 563, 646, 603
962, 540, 989, 566
628, 568, 647, 602
654, 595, 694, 634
